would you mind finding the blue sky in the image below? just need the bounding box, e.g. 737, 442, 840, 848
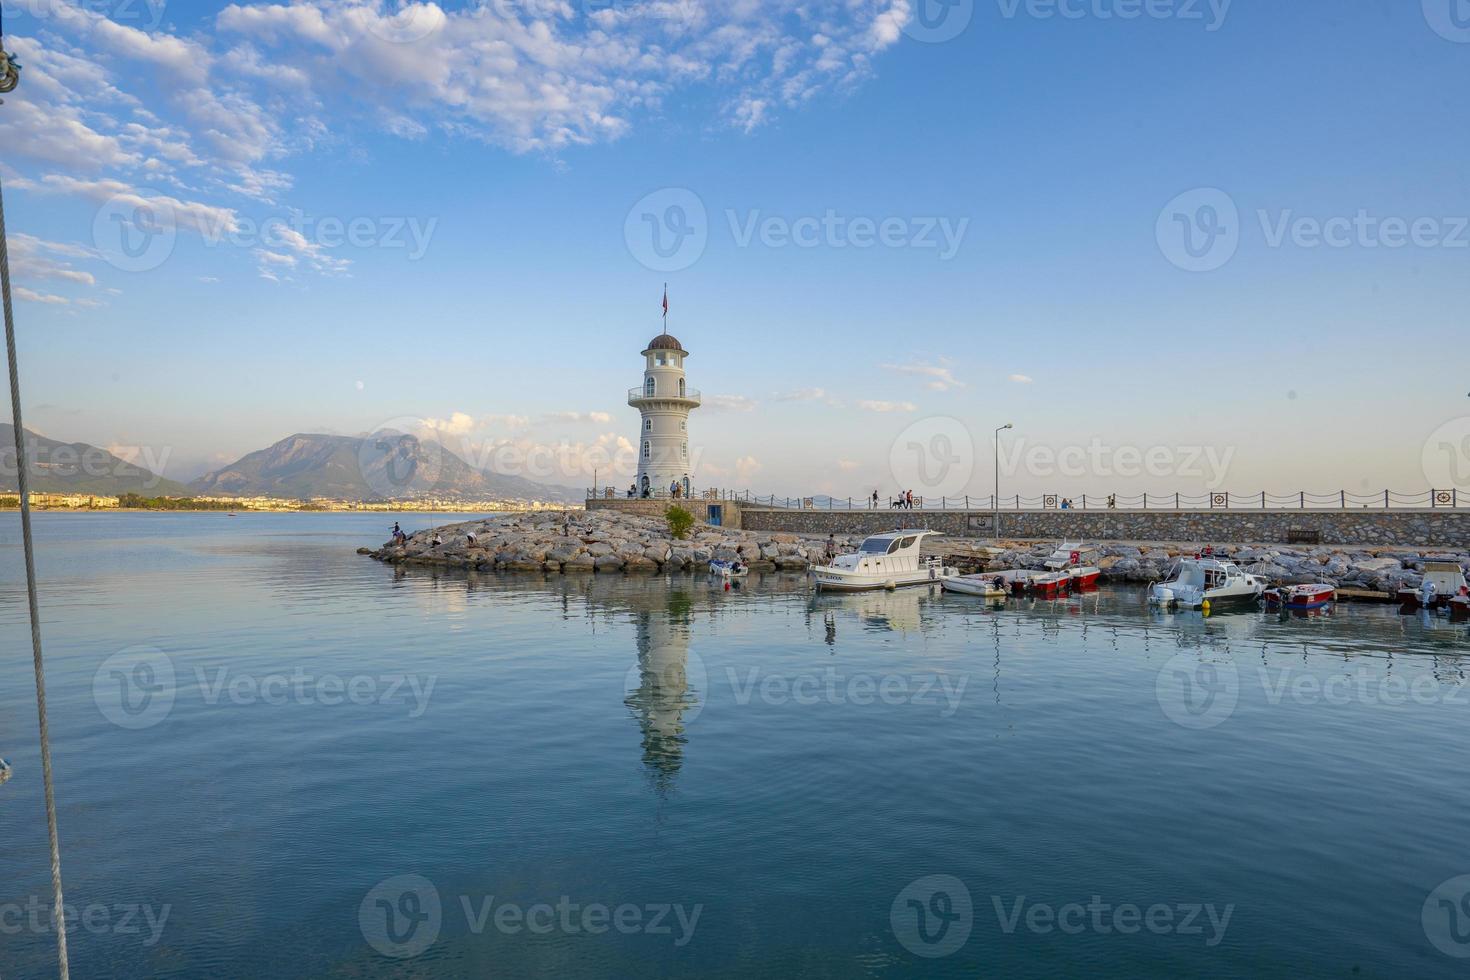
2, 0, 1468, 498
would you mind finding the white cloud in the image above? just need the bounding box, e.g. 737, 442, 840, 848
837, 459, 859, 472
775, 387, 841, 406
541, 410, 615, 424
4, 0, 915, 288
705, 394, 758, 413
8, 233, 100, 287
14, 286, 69, 305
859, 400, 916, 413
213, 0, 913, 148
882, 361, 965, 391
1009, 374, 1034, 384
423, 411, 477, 436
735, 455, 763, 484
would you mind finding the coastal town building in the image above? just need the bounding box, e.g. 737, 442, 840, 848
627, 332, 701, 498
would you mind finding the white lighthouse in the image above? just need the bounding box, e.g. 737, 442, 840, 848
628, 330, 700, 497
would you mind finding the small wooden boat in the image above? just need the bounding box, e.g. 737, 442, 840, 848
1397, 562, 1467, 611
1264, 583, 1336, 611
0, 757, 10, 787
941, 574, 1008, 599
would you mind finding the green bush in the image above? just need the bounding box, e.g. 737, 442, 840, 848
665, 504, 695, 540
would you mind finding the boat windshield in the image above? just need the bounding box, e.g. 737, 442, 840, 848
860, 538, 892, 554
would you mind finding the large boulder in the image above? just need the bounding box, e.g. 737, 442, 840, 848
594, 555, 625, 572
1352, 557, 1403, 575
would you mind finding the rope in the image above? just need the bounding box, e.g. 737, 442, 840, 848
0, 171, 71, 977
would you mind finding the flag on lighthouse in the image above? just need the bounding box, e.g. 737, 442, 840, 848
661, 284, 668, 321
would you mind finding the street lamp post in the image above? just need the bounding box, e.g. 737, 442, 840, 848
994, 423, 1013, 542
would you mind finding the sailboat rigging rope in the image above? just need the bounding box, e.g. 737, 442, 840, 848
0, 8, 71, 972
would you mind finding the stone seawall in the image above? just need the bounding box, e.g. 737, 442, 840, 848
586, 497, 745, 528
735, 507, 1470, 549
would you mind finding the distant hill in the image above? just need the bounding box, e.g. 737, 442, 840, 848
0, 424, 189, 497
189, 432, 581, 503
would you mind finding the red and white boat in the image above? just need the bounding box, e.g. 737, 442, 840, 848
991, 569, 1039, 595
1264, 583, 1336, 611
1043, 543, 1102, 590
1027, 571, 1072, 598
1397, 561, 1468, 611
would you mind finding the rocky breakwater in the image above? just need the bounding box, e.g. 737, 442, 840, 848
365, 510, 857, 575
982, 542, 1470, 593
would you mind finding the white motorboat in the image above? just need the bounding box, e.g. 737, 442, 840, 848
1148, 557, 1264, 610
1398, 561, 1467, 610
940, 574, 1008, 599
709, 558, 749, 578
811, 530, 955, 592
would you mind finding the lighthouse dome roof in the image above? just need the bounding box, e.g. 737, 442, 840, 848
644, 333, 685, 353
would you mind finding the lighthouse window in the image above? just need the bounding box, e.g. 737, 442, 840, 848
643, 442, 650, 459
681, 443, 687, 458
655, 353, 666, 366
644, 419, 651, 431
644, 378, 655, 396
680, 421, 686, 431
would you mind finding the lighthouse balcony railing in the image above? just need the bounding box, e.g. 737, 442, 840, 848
628, 386, 701, 405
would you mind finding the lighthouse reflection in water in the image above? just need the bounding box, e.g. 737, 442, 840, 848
623, 590, 705, 794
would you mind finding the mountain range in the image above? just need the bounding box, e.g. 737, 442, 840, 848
188, 432, 581, 502
0, 424, 189, 496
1, 427, 580, 503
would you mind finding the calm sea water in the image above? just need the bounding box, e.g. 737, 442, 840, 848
3, 512, 1470, 977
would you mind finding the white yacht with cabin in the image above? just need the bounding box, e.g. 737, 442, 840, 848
811, 530, 955, 592
1148, 556, 1264, 610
